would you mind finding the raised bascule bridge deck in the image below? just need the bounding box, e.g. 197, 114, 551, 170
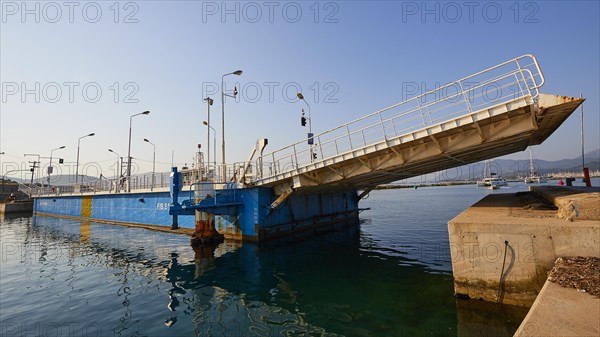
250, 54, 582, 195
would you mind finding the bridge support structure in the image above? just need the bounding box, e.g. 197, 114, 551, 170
170, 167, 360, 241
192, 211, 223, 246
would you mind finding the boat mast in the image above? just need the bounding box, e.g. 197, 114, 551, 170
529, 148, 535, 177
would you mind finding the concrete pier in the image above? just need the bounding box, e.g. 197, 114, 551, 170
514, 256, 600, 336
0, 200, 33, 215
515, 281, 599, 336
448, 186, 600, 307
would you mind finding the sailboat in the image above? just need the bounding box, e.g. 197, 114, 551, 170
524, 148, 547, 184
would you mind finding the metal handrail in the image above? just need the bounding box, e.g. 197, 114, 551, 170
32, 161, 266, 196
256, 54, 544, 180
16, 181, 34, 197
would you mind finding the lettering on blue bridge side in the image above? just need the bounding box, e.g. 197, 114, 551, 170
156, 202, 170, 210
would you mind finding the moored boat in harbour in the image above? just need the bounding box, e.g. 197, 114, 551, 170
524, 148, 547, 184
477, 177, 508, 189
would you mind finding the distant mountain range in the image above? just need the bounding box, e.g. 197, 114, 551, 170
434, 148, 600, 181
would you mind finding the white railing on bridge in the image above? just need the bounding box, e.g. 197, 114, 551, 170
31, 171, 174, 197
31, 162, 264, 196
17, 181, 34, 197
255, 54, 544, 181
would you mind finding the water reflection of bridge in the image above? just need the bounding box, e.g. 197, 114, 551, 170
27, 217, 526, 336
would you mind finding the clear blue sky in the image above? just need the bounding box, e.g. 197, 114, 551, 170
1, 1, 598, 179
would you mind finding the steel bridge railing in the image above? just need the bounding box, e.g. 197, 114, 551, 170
255, 54, 544, 182
30, 161, 270, 196
31, 171, 175, 197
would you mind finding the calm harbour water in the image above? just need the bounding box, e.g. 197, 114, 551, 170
3, 181, 592, 337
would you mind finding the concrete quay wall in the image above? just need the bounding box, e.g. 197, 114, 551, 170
530, 186, 600, 221
0, 200, 33, 214
448, 188, 600, 307
514, 279, 600, 336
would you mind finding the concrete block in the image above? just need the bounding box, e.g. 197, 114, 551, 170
514, 281, 600, 337
448, 193, 600, 306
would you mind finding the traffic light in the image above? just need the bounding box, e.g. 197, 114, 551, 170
300, 109, 307, 127
58, 158, 64, 164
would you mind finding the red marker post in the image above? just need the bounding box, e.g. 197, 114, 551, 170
583, 167, 592, 187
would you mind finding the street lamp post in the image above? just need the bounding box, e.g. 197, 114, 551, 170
108, 149, 121, 192
297, 93, 314, 162
0, 152, 5, 193
0, 152, 4, 178
203, 121, 216, 181
203, 97, 214, 177
48, 145, 66, 186
76, 133, 95, 184
143, 138, 155, 191
221, 70, 243, 182
0, 152, 5, 182
127, 111, 150, 192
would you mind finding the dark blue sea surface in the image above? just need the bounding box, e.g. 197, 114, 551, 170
3, 182, 577, 337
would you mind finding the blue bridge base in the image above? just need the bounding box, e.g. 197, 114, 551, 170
33, 187, 360, 241
208, 187, 360, 241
